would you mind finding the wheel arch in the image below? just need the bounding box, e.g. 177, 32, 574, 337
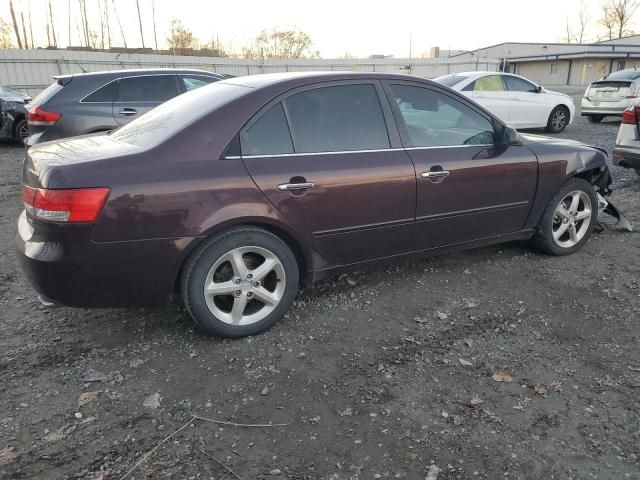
172, 217, 315, 298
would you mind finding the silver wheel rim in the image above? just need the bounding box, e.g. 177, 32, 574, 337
203, 246, 286, 326
551, 110, 567, 131
18, 122, 29, 143
552, 190, 592, 248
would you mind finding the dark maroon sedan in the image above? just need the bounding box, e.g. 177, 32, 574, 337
17, 72, 618, 337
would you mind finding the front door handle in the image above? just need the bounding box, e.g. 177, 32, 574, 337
118, 108, 138, 116
277, 182, 315, 192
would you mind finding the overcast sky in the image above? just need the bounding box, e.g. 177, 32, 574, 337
1, 0, 633, 57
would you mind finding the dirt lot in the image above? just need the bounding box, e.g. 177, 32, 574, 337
1, 92, 640, 480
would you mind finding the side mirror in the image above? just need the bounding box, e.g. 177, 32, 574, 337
536, 85, 543, 93
503, 126, 522, 145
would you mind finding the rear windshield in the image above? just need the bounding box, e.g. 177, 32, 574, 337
30, 81, 64, 105
433, 74, 471, 87
110, 82, 250, 148
604, 70, 640, 81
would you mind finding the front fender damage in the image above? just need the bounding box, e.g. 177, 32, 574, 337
591, 165, 633, 232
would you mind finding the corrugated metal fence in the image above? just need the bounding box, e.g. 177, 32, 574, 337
0, 49, 500, 96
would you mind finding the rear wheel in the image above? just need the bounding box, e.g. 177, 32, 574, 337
546, 106, 570, 133
181, 227, 299, 337
533, 178, 598, 256
587, 115, 604, 123
14, 119, 28, 144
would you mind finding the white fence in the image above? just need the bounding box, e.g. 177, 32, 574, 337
0, 49, 500, 96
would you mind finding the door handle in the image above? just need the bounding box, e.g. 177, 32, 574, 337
118, 108, 138, 116
421, 171, 450, 179
277, 182, 315, 192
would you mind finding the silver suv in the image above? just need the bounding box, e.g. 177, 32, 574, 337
581, 68, 640, 123
25, 68, 224, 146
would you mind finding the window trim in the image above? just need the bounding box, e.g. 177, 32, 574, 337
381, 80, 502, 149
232, 79, 402, 159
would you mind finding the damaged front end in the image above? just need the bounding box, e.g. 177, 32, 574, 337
0, 98, 26, 140
589, 162, 633, 232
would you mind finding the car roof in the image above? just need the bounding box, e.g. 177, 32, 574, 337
216, 71, 437, 90
53, 68, 222, 80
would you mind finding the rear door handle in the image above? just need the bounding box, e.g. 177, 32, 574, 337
118, 108, 138, 116
277, 182, 315, 192
421, 171, 450, 179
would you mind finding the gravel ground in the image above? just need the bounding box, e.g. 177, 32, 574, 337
1, 91, 639, 480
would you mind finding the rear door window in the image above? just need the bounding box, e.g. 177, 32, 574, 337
473, 75, 506, 92
181, 75, 219, 91
82, 80, 119, 102
115, 75, 178, 102
242, 103, 294, 156
285, 84, 390, 153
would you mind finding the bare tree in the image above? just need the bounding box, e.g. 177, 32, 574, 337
564, 1, 590, 43
49, 0, 58, 47
600, 0, 639, 39
152, 0, 158, 50
20, 11, 28, 48
8, 0, 22, 49
244, 28, 319, 59
111, 0, 127, 48
166, 19, 199, 50
0, 18, 15, 48
136, 0, 145, 48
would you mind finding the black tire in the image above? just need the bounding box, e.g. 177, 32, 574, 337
13, 119, 28, 144
545, 106, 570, 133
181, 227, 299, 337
533, 178, 598, 256
587, 115, 604, 123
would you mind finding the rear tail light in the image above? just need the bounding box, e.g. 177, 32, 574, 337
22, 186, 110, 222
26, 105, 61, 126
627, 83, 640, 98
584, 85, 593, 98
621, 106, 640, 125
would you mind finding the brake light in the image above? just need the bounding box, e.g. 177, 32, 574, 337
627, 83, 640, 98
26, 105, 61, 126
22, 186, 110, 222
621, 107, 640, 124
584, 85, 592, 98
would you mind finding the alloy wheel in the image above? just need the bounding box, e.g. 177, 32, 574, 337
552, 190, 592, 248
203, 246, 286, 326
17, 122, 29, 144
551, 109, 567, 132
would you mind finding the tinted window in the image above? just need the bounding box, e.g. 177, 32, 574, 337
503, 76, 538, 93
473, 75, 506, 92
181, 75, 218, 91
286, 84, 389, 153
115, 75, 178, 102
391, 85, 496, 147
434, 74, 471, 87
243, 103, 293, 156
83, 80, 119, 102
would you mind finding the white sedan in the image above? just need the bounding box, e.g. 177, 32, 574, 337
434, 72, 575, 133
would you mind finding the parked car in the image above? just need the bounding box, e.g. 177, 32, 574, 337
0, 85, 30, 143
25, 68, 224, 146
434, 71, 575, 133
17, 72, 622, 338
613, 106, 640, 177
581, 68, 640, 123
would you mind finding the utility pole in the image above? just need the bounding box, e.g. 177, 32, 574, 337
9, 0, 23, 49
152, 0, 158, 51
68, 0, 71, 47
136, 0, 145, 48
20, 12, 28, 49
112, 0, 127, 48
409, 35, 412, 59
29, 6, 35, 49
49, 0, 58, 47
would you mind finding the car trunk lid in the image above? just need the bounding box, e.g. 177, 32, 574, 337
587, 80, 633, 102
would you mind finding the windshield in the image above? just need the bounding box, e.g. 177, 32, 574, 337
605, 69, 640, 81
110, 82, 251, 148
0, 85, 29, 100
433, 74, 471, 87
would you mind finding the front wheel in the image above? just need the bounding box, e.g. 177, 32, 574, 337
587, 115, 604, 123
533, 178, 598, 256
14, 119, 28, 144
181, 227, 299, 337
546, 106, 570, 133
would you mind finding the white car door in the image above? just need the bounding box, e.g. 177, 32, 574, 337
503, 75, 549, 128
468, 75, 511, 124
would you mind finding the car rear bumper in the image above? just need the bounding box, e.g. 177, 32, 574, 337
581, 97, 638, 116
15, 210, 191, 307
